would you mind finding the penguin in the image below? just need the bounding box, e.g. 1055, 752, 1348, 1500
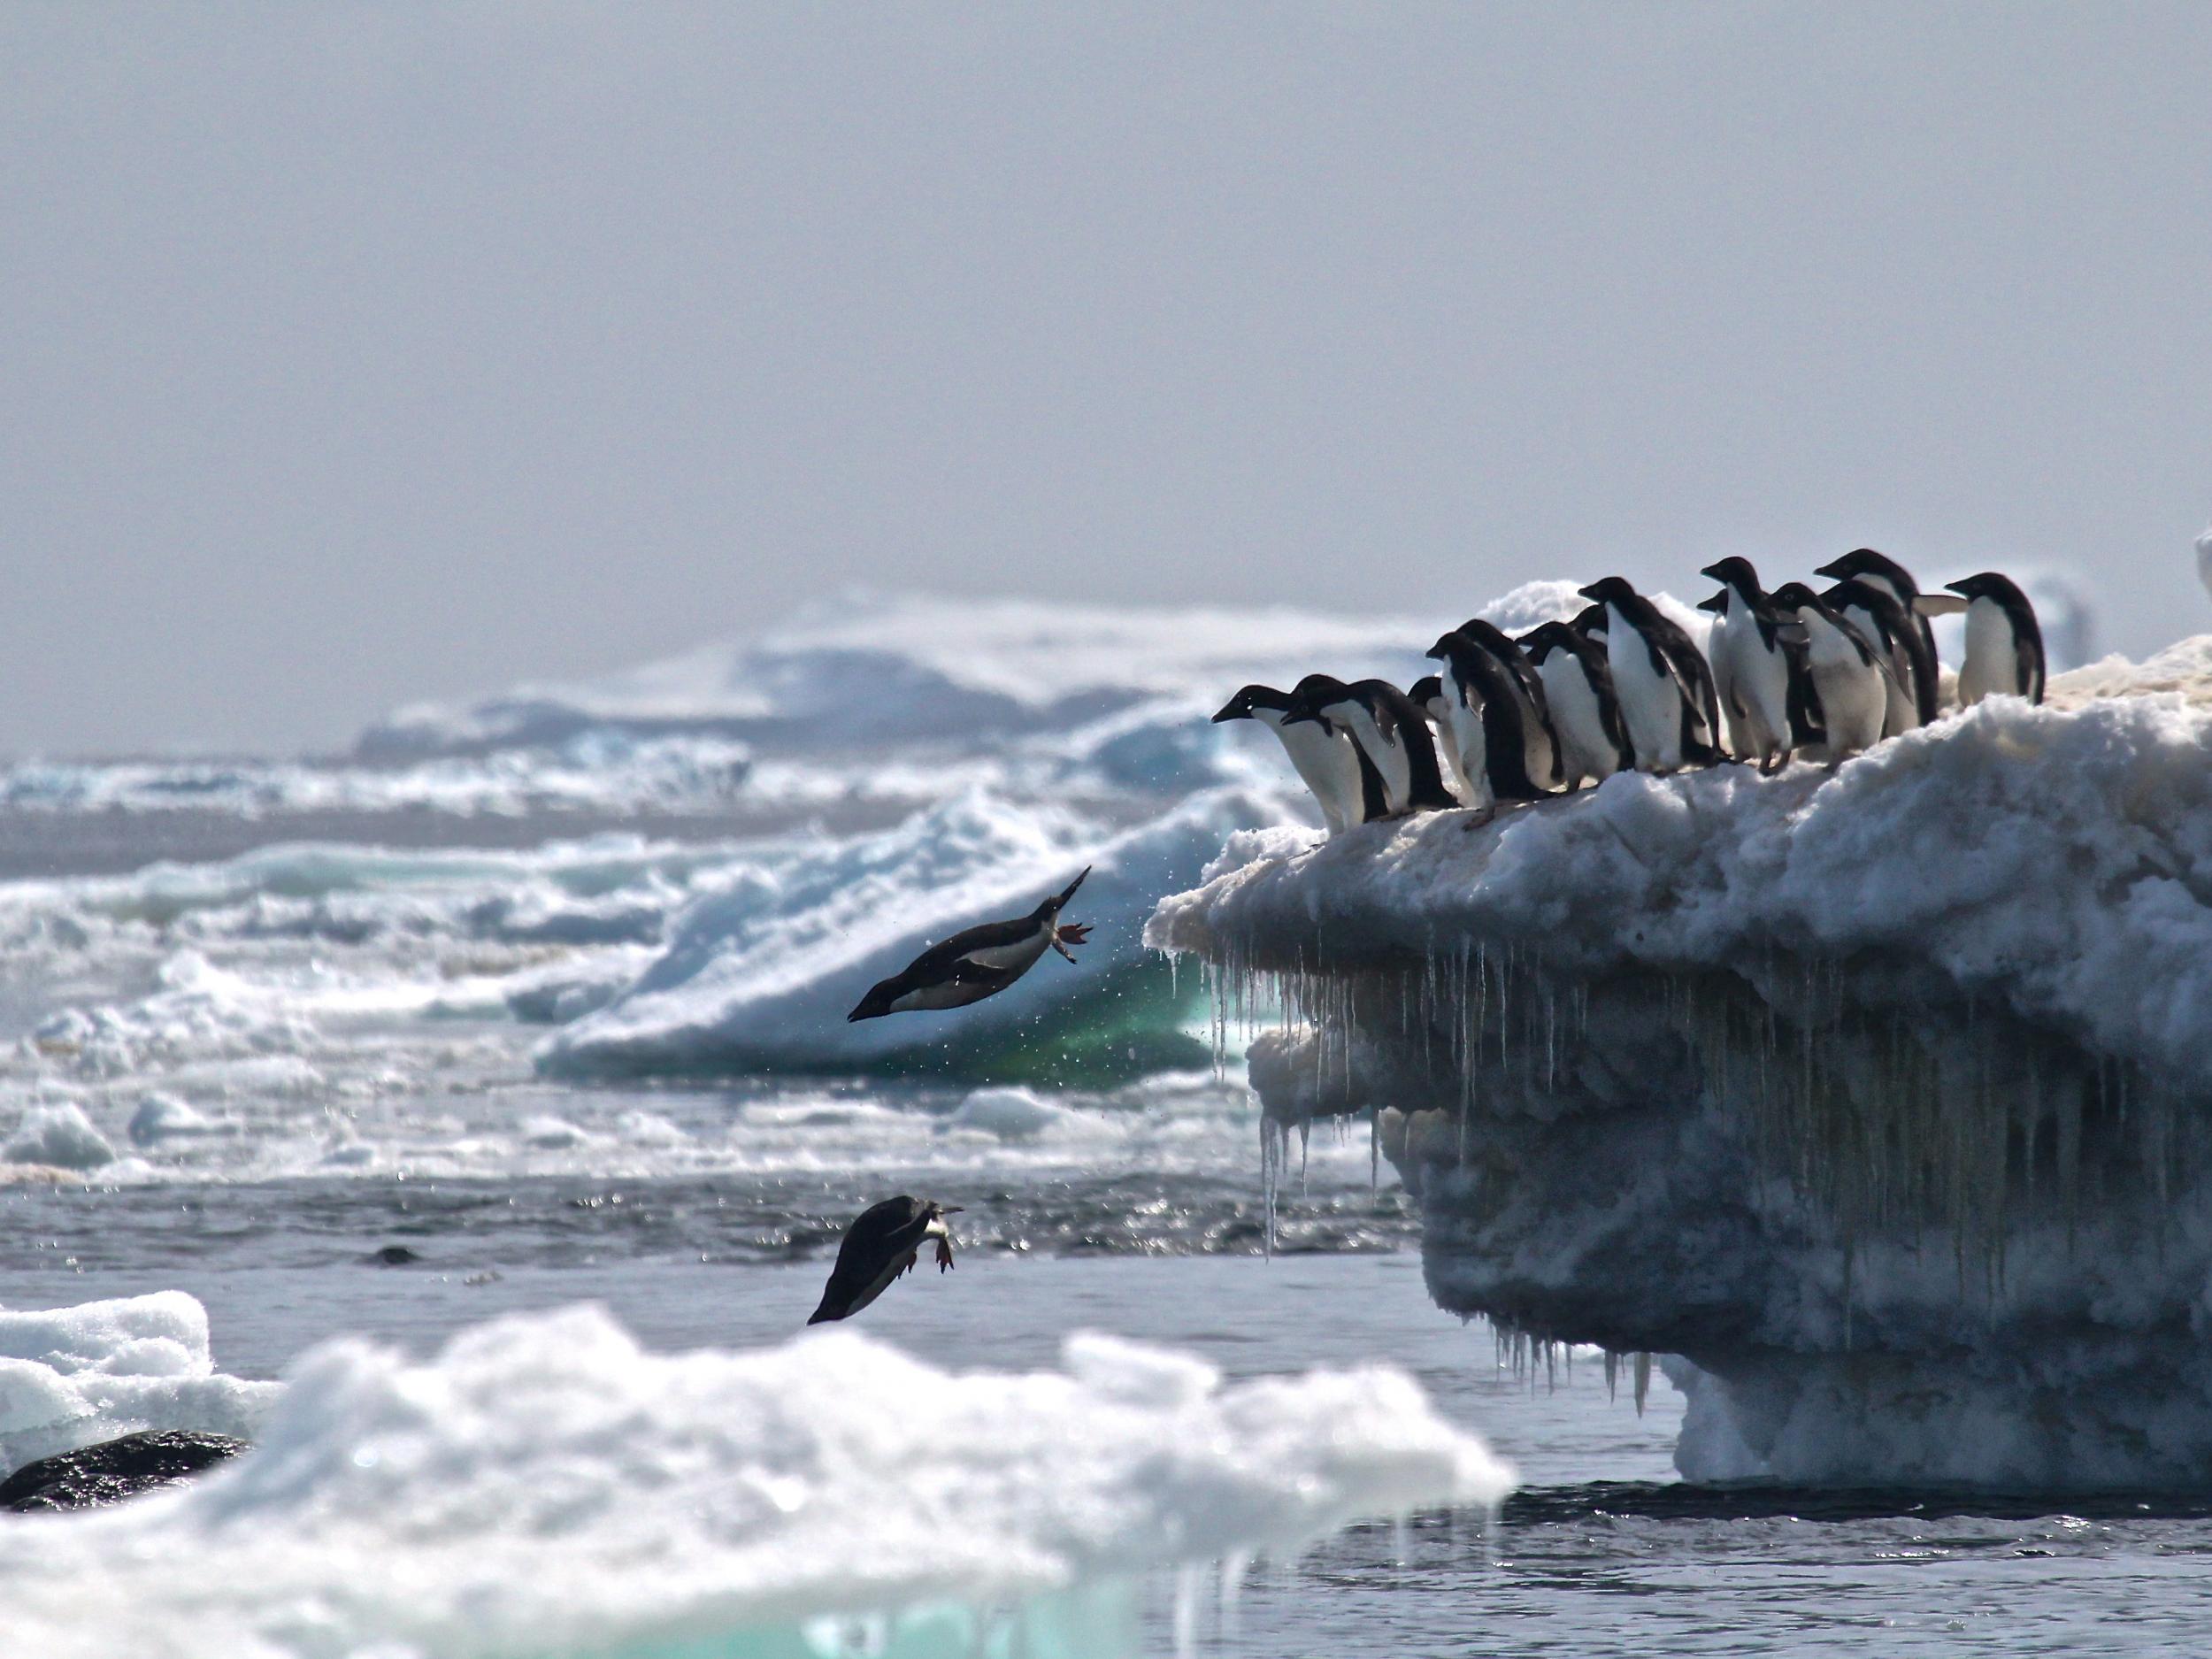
1426, 631, 1551, 809
1212, 683, 1365, 835
1821, 578, 1924, 737
848, 870, 1092, 1020
1767, 584, 1889, 761
1516, 620, 1632, 786
1282, 676, 1457, 817
1570, 603, 1609, 641
1813, 549, 1940, 726
1408, 674, 1479, 804
808, 1195, 961, 1323
1947, 572, 2045, 706
1576, 578, 1724, 773
1450, 618, 1564, 792
1698, 557, 1816, 773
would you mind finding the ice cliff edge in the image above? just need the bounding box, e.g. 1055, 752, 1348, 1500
1148, 639, 2212, 1488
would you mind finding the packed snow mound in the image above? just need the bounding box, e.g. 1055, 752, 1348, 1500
0, 1293, 278, 1475
0, 1305, 1511, 1659
1153, 677, 2212, 1087
360, 591, 1434, 759
4, 1101, 116, 1170
543, 785, 1283, 1081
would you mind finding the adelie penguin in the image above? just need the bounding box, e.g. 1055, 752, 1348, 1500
1821, 578, 1924, 738
1577, 577, 1724, 773
847, 870, 1092, 1021
1698, 557, 1822, 773
809, 1195, 961, 1323
1516, 621, 1632, 787
1947, 572, 2045, 706
1449, 618, 1563, 793
1425, 631, 1548, 812
1212, 683, 1365, 836
1281, 675, 1457, 818
1767, 583, 1890, 762
1814, 549, 1941, 726
1408, 674, 1483, 805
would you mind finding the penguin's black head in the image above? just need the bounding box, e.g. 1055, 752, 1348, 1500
1212, 684, 1288, 723
1455, 618, 1517, 654
1817, 548, 1915, 590
1425, 630, 1469, 664
1768, 581, 1820, 612
1408, 673, 1443, 706
1695, 588, 1728, 615
1516, 621, 1565, 661
1700, 557, 1762, 592
1945, 572, 2028, 606
1281, 673, 1351, 727
1570, 603, 1609, 636
847, 976, 904, 1022
1578, 576, 1635, 606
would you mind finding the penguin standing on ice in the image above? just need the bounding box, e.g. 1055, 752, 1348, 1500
1814, 549, 1941, 726
1212, 683, 1365, 835
1822, 578, 1924, 738
1408, 675, 1480, 804
1516, 621, 1632, 787
1947, 572, 2046, 706
1425, 631, 1549, 810
809, 1195, 961, 1323
1449, 619, 1563, 793
1577, 578, 1724, 773
848, 870, 1093, 1021
1282, 676, 1457, 818
1698, 557, 1819, 773
1767, 584, 1890, 761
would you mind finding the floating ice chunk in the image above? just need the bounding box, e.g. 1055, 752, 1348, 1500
518, 1115, 595, 1150
0, 1304, 1510, 1657
948, 1086, 1087, 1141
127, 1095, 220, 1147
4, 1102, 116, 1170
0, 1293, 278, 1475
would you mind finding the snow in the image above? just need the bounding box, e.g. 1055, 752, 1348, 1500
1151, 634, 2212, 1486
4, 1101, 117, 1170
0, 1293, 278, 1476
0, 1303, 1510, 1659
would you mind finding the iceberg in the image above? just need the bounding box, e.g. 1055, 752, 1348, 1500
1150, 641, 2212, 1488
0, 1301, 1511, 1659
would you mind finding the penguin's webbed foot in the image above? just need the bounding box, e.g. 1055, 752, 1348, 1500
1052, 922, 1091, 962
935, 1237, 956, 1272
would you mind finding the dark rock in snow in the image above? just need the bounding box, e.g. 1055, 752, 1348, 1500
1, 1430, 248, 1512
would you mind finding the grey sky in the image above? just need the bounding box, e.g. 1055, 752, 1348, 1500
4, 4, 2208, 757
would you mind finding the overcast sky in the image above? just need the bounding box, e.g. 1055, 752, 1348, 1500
4, 4, 2208, 757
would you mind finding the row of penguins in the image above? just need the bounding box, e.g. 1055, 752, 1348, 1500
1214, 549, 2045, 832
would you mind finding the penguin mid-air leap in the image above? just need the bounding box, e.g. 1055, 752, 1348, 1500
847, 870, 1093, 1021
809, 1195, 962, 1323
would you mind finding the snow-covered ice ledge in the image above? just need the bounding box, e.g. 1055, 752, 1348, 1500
1148, 641, 2212, 1489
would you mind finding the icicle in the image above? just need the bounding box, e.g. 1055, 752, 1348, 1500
1632, 1351, 1651, 1417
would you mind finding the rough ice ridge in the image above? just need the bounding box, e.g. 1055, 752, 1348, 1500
0, 1302, 1511, 1659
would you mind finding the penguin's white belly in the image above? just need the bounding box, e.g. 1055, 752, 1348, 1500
1717, 623, 1793, 759
1515, 695, 1559, 790
1802, 628, 1886, 757
959, 930, 1051, 973
1440, 683, 1491, 810
1538, 657, 1615, 785
1259, 710, 1357, 834
888, 979, 998, 1012
1343, 706, 1410, 813
1958, 599, 2016, 705
1422, 698, 1478, 805
1705, 613, 1749, 757
1608, 623, 1686, 772
1839, 604, 1917, 735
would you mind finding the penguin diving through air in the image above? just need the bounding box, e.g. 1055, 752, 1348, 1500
1281, 676, 1457, 818
1516, 621, 1632, 787
1577, 577, 1724, 773
1947, 572, 2046, 706
1213, 683, 1365, 835
809, 1195, 962, 1323
848, 870, 1092, 1020
1698, 557, 1821, 773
